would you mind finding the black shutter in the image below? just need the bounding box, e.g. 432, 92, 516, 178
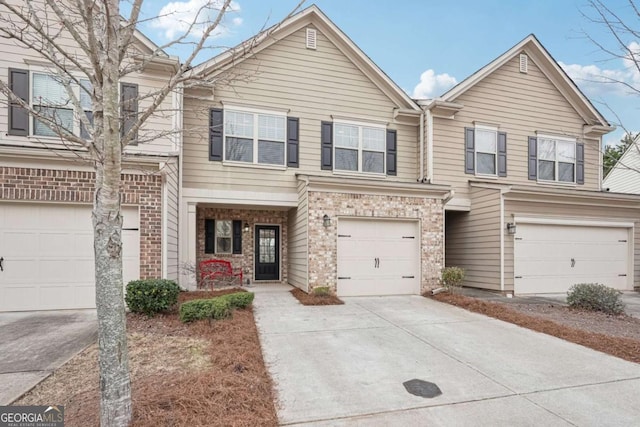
386, 129, 397, 176
209, 108, 223, 161
205, 219, 215, 254
232, 220, 242, 254
287, 117, 299, 167
528, 137, 537, 180
120, 83, 138, 144
8, 69, 29, 136
576, 142, 585, 184
321, 121, 333, 170
497, 131, 507, 177
464, 127, 475, 174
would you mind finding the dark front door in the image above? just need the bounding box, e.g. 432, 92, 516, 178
255, 225, 280, 281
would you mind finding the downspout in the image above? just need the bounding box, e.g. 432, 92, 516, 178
499, 186, 512, 293
419, 110, 425, 182
176, 82, 185, 286
426, 107, 434, 183
441, 189, 455, 273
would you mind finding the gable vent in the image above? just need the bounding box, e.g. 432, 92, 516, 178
306, 28, 317, 50
519, 53, 528, 73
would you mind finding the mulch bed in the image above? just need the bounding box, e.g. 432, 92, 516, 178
432, 293, 640, 364
290, 287, 344, 305
15, 288, 278, 427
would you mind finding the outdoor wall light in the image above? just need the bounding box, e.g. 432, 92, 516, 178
243, 222, 250, 233
506, 222, 517, 235
323, 214, 331, 228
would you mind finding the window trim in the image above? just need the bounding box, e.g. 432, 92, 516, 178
223, 106, 288, 167
474, 124, 498, 176
536, 134, 576, 184
332, 119, 386, 175
214, 219, 233, 255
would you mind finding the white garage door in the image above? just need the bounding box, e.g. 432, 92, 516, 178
514, 223, 631, 294
0, 203, 140, 311
337, 219, 420, 297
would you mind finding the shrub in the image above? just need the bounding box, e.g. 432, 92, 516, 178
179, 298, 231, 323
221, 292, 255, 309
125, 279, 181, 316
567, 283, 625, 315
312, 286, 330, 297
441, 267, 465, 293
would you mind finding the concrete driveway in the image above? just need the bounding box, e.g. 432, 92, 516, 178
0, 310, 97, 404
253, 286, 640, 426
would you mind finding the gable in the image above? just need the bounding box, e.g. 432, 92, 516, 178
604, 142, 640, 194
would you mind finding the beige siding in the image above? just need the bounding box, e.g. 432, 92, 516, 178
504, 200, 640, 291
182, 25, 419, 193
603, 144, 640, 194
164, 158, 179, 280
287, 179, 309, 290
0, 0, 176, 155
445, 187, 501, 290
432, 53, 600, 201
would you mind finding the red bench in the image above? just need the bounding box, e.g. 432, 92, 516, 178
199, 259, 243, 289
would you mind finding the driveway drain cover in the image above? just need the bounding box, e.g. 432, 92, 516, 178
403, 379, 442, 398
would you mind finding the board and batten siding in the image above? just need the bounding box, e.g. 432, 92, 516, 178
164, 158, 180, 280
181, 25, 420, 193
432, 53, 600, 201
445, 187, 502, 290
287, 179, 309, 290
504, 200, 640, 291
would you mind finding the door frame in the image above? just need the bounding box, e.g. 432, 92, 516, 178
253, 224, 281, 282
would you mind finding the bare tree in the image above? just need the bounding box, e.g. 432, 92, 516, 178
0, 0, 302, 425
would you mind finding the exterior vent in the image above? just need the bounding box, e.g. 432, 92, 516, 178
519, 54, 528, 73
306, 28, 317, 50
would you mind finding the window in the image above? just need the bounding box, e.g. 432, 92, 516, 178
334, 122, 385, 174
475, 127, 497, 175
32, 73, 74, 137
215, 220, 232, 254
224, 109, 286, 166
537, 136, 575, 183
204, 219, 243, 255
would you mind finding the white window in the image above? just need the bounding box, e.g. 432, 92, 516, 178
215, 220, 233, 254
538, 136, 576, 183
475, 127, 497, 175
334, 122, 385, 174
224, 109, 286, 166
31, 72, 93, 138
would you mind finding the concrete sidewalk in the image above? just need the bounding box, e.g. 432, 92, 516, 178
253, 285, 640, 426
0, 310, 97, 405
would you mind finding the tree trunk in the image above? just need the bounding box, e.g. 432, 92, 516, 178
93, 1, 132, 425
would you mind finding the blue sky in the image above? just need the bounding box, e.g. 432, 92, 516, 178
137, 0, 640, 147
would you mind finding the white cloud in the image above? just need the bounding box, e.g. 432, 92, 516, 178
151, 0, 242, 40
559, 42, 640, 96
412, 69, 457, 99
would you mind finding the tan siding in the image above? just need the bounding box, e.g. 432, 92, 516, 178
445, 187, 501, 290
164, 159, 179, 280
431, 54, 600, 201
504, 200, 640, 291
603, 144, 640, 194
287, 179, 308, 290
182, 25, 419, 193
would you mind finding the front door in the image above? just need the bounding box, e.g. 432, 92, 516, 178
255, 225, 280, 281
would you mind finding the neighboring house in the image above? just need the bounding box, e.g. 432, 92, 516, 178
179, 6, 451, 296
0, 5, 180, 311
421, 35, 640, 294
603, 135, 640, 194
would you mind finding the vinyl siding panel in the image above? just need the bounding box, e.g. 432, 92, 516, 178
603, 144, 640, 194
287, 179, 309, 290
431, 54, 600, 201
182, 25, 419, 193
504, 200, 640, 291
164, 158, 179, 280
445, 187, 502, 290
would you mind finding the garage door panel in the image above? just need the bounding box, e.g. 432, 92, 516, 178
514, 223, 631, 294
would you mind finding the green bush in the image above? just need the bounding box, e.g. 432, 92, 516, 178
567, 283, 625, 315
179, 298, 231, 323
125, 279, 181, 316
441, 267, 465, 293
221, 292, 255, 309
312, 286, 330, 297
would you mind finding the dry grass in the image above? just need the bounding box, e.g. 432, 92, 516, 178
290, 287, 344, 305
15, 289, 278, 427
432, 293, 640, 364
